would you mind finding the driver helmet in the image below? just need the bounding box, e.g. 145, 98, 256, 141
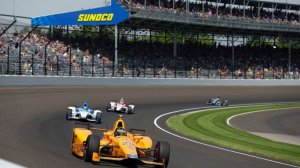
115, 127, 126, 136
120, 98, 125, 104
83, 101, 88, 109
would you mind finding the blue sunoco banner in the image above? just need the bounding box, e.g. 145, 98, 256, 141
32, 0, 128, 26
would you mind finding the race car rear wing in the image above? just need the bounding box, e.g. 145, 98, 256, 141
73, 122, 107, 131
129, 128, 146, 136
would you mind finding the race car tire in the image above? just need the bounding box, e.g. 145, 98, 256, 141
84, 135, 100, 162
106, 103, 111, 112
222, 101, 229, 106
66, 109, 72, 120
95, 113, 102, 124
128, 106, 134, 114
121, 108, 127, 113
207, 99, 212, 104
154, 141, 170, 168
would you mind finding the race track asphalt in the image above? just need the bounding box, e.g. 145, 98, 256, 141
230, 108, 300, 146
0, 86, 299, 168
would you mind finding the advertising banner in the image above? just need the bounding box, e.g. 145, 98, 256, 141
32, 0, 128, 26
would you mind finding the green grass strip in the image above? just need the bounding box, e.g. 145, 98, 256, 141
167, 103, 300, 165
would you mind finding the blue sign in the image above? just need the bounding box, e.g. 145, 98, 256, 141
32, 0, 129, 26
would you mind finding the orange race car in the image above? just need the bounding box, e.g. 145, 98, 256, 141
71, 115, 170, 167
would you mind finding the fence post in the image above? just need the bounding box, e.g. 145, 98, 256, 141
69, 47, 72, 76
103, 58, 105, 77
92, 54, 94, 77
6, 44, 10, 74
31, 53, 34, 75
56, 55, 59, 76
81, 53, 83, 76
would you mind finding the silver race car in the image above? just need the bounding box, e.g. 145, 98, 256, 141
107, 98, 135, 114
66, 101, 102, 124
206, 96, 229, 106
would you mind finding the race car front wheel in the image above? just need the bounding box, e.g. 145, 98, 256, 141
84, 135, 100, 162
154, 141, 170, 168
95, 113, 102, 124
65, 110, 72, 120
106, 103, 111, 112
128, 106, 134, 114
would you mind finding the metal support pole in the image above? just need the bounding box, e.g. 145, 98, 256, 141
154, 58, 156, 78
132, 56, 135, 77
231, 33, 235, 79
143, 57, 146, 77
44, 40, 52, 76
196, 60, 199, 78
69, 47, 72, 76
186, 0, 189, 12
216, 0, 219, 16
56, 55, 59, 76
66, 26, 69, 39
92, 54, 94, 77
288, 40, 292, 78
173, 0, 175, 10
158, 0, 160, 8
243, 0, 246, 17
299, 7, 300, 23
173, 26, 177, 78
103, 58, 105, 77
258, 2, 264, 19
18, 26, 37, 75
31, 53, 34, 75
227, 33, 229, 47
114, 25, 118, 77
258, 2, 260, 18
149, 29, 152, 44
244, 64, 247, 79
272, 3, 274, 20
230, 0, 233, 16
130, 0, 132, 11
6, 44, 10, 74
202, 0, 204, 14
164, 62, 167, 78
122, 57, 124, 77
81, 52, 83, 76
0, 20, 16, 37
262, 64, 265, 79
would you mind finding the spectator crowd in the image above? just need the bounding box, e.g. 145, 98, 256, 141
124, 0, 300, 26
0, 26, 299, 79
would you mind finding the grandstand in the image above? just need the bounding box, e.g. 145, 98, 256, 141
0, 0, 300, 79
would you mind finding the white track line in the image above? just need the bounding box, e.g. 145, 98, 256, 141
154, 102, 300, 168
0, 159, 26, 168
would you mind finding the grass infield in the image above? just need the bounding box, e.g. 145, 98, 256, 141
166, 104, 300, 165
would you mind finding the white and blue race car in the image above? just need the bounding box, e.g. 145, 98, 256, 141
206, 97, 229, 106
66, 101, 102, 124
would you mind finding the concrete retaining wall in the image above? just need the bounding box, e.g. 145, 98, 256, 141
1, 75, 300, 86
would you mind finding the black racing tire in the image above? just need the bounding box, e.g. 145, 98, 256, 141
222, 101, 229, 106
154, 141, 170, 168
95, 113, 102, 124
66, 109, 72, 120
84, 135, 100, 162
128, 106, 134, 114
106, 103, 111, 112
120, 108, 126, 113
207, 99, 212, 104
